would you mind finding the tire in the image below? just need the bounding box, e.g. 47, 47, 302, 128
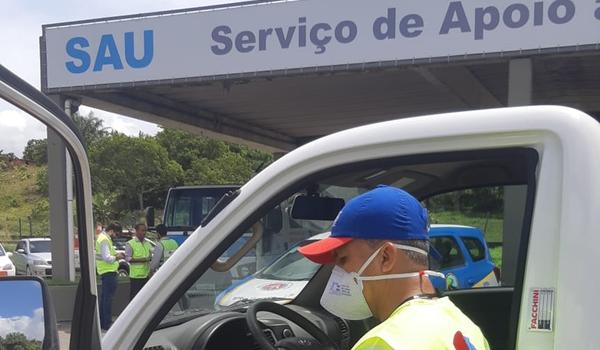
26, 265, 32, 276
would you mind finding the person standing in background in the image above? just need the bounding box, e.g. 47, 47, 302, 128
150, 224, 179, 272
96, 222, 124, 331
125, 223, 153, 300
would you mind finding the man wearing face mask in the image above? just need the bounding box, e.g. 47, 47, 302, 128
299, 185, 490, 350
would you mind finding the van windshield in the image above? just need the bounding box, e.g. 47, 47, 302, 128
164, 187, 238, 229
255, 243, 321, 282
158, 149, 535, 327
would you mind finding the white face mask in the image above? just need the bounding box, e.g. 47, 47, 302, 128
320, 243, 444, 320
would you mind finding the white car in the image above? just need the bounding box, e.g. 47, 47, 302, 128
0, 243, 15, 277
11, 238, 52, 277
215, 232, 329, 307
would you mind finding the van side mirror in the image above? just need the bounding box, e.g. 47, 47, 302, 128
16, 249, 25, 254
0, 276, 59, 349
145, 206, 155, 228
6, 252, 12, 258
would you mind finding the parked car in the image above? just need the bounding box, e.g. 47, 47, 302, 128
429, 224, 500, 290
10, 238, 52, 277
215, 226, 499, 307
216, 232, 328, 307
0, 243, 16, 277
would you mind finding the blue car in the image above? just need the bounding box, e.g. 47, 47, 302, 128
429, 224, 500, 290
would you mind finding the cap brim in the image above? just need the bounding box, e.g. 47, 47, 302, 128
298, 237, 353, 264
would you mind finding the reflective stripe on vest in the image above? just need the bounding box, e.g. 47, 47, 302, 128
128, 238, 151, 278
95, 233, 119, 275
160, 238, 178, 262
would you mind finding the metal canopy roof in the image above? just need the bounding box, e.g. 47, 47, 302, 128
41, 1, 600, 152
47, 53, 599, 151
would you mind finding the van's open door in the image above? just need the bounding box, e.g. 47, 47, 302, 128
0, 64, 100, 349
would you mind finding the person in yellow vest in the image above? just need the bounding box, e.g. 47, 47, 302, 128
96, 222, 125, 331
298, 186, 490, 350
125, 223, 153, 301
149, 224, 179, 272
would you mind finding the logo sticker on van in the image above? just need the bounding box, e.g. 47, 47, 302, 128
528, 288, 554, 332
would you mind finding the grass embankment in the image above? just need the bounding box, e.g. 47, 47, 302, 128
429, 211, 504, 268
0, 165, 48, 245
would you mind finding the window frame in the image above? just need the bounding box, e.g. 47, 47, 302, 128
134, 147, 539, 350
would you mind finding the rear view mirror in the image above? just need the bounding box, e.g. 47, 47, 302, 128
291, 196, 345, 221
0, 277, 59, 349
16, 249, 25, 254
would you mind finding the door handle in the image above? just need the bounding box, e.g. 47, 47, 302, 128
467, 279, 475, 286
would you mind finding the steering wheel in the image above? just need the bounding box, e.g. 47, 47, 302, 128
246, 301, 339, 350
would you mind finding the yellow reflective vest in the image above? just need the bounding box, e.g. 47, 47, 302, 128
127, 238, 152, 279
352, 297, 490, 350
160, 238, 178, 262
95, 233, 119, 275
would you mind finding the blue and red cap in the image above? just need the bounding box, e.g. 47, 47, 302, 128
298, 185, 429, 264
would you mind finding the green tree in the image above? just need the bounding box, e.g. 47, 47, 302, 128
185, 152, 256, 185
73, 111, 109, 146
155, 128, 227, 170
155, 128, 272, 185
35, 167, 48, 196
23, 111, 107, 165
92, 192, 118, 224
22, 139, 48, 165
0, 150, 17, 164
0, 332, 42, 350
90, 134, 183, 210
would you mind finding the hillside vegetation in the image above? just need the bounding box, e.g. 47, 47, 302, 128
0, 163, 47, 240
2, 111, 273, 235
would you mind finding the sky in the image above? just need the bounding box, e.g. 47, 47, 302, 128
0, 280, 44, 340
0, 0, 234, 156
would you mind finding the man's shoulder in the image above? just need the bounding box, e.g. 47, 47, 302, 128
354, 298, 490, 350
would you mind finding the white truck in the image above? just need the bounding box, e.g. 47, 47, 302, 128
0, 63, 598, 350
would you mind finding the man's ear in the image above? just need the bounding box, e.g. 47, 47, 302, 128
380, 242, 397, 273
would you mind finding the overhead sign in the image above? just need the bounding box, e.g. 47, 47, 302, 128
43, 0, 600, 89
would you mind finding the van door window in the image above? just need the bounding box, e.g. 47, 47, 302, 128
425, 186, 510, 289
149, 149, 536, 350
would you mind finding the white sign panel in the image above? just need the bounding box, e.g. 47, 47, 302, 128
44, 0, 600, 89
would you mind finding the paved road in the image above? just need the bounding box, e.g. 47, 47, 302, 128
57, 322, 71, 349
57, 320, 110, 348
